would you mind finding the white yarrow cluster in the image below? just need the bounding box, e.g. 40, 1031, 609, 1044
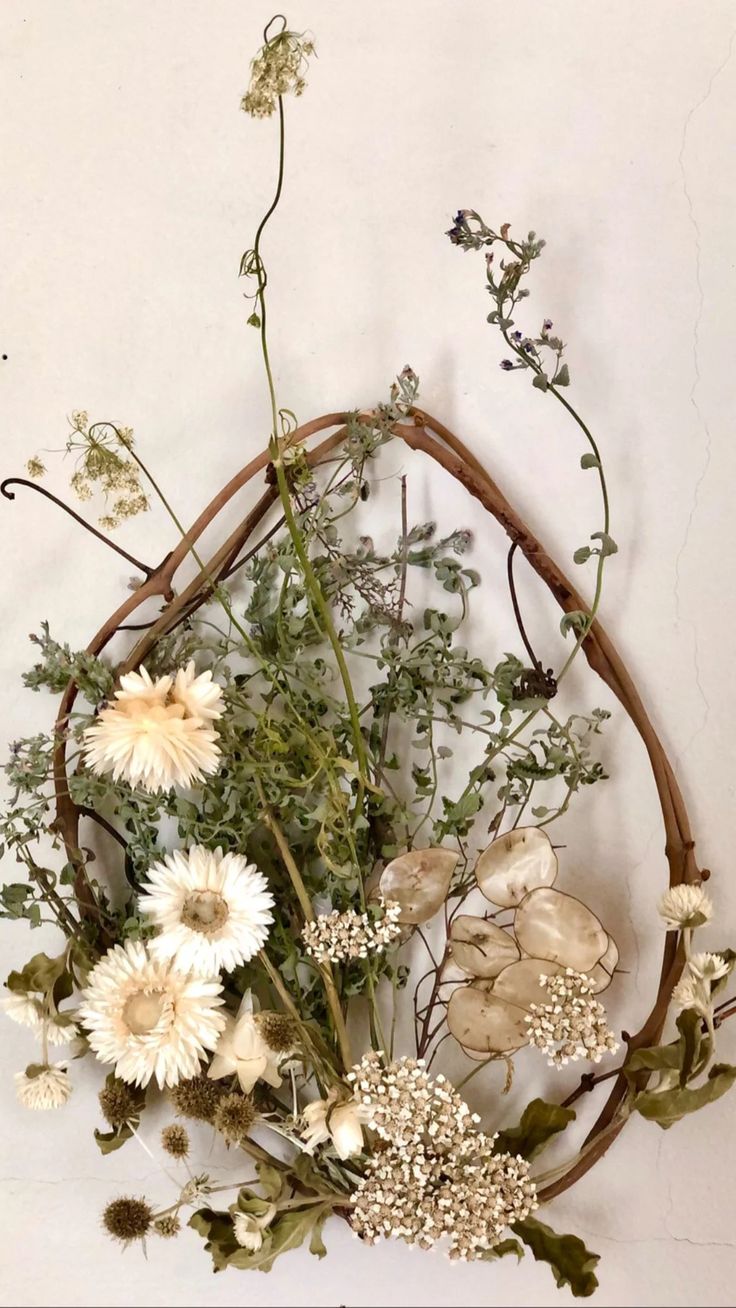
347, 1053, 537, 1259
83, 662, 223, 793
658, 883, 713, 931
302, 902, 402, 964
525, 969, 619, 1067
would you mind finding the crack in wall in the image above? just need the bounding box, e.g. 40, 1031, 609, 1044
673, 23, 736, 765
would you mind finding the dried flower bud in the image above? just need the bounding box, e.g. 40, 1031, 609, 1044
102, 1196, 153, 1243
213, 1092, 257, 1146
169, 1074, 223, 1123
99, 1077, 141, 1128
160, 1123, 190, 1159
256, 1011, 299, 1053
153, 1214, 181, 1239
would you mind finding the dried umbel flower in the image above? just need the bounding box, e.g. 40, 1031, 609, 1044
169, 1073, 223, 1122
102, 1196, 153, 1244
26, 456, 45, 479
65, 416, 149, 531
525, 969, 619, 1067
658, 883, 713, 931
241, 26, 314, 119
213, 1092, 257, 1147
153, 1214, 181, 1239
302, 901, 402, 965
161, 1123, 190, 1159
256, 1011, 299, 1054
99, 1076, 141, 1127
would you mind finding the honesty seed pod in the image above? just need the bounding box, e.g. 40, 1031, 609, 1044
449, 915, 520, 978
491, 958, 565, 1009
475, 827, 558, 908
447, 981, 529, 1054
379, 848, 459, 924
514, 886, 608, 972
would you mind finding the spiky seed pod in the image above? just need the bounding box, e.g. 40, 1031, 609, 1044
98, 1077, 140, 1127
169, 1073, 223, 1122
153, 1214, 181, 1239
160, 1123, 190, 1158
256, 1011, 299, 1053
213, 1092, 257, 1146
102, 1196, 153, 1243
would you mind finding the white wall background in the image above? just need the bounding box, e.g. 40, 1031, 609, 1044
2, 2, 736, 1305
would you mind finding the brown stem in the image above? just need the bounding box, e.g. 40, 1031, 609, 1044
1, 477, 153, 576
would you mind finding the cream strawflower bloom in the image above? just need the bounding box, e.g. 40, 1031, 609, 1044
301, 1088, 367, 1159
2, 992, 44, 1029
83, 662, 223, 793
15, 1062, 72, 1110
658, 883, 713, 930
80, 941, 225, 1088
138, 846, 274, 974
232, 1205, 276, 1252
207, 994, 286, 1094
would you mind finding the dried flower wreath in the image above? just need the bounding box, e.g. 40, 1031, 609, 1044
2, 16, 734, 1299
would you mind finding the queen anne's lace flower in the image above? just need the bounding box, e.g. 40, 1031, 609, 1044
347, 1054, 536, 1258
658, 883, 713, 930
138, 846, 274, 974
15, 1062, 72, 1110
525, 969, 619, 1067
241, 28, 314, 118
83, 662, 223, 793
80, 941, 225, 1088
302, 901, 401, 965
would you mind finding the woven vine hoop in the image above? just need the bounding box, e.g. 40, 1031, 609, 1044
51, 404, 701, 1203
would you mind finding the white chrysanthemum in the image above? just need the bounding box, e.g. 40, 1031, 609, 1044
79, 941, 225, 1088
83, 662, 223, 793
15, 1063, 72, 1110
138, 846, 274, 973
658, 883, 713, 930
2, 992, 45, 1029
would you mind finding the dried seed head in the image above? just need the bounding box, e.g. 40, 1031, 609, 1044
169, 1074, 222, 1122
153, 1214, 181, 1239
160, 1123, 190, 1159
256, 1011, 298, 1053
213, 1092, 257, 1146
98, 1077, 140, 1127
102, 1196, 153, 1243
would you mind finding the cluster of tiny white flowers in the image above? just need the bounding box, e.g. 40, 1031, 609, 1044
241, 30, 314, 118
346, 1054, 537, 1259
302, 902, 402, 965
525, 969, 619, 1067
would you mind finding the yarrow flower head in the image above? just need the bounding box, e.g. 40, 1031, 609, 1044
138, 845, 274, 973
83, 662, 223, 793
301, 901, 401, 965
347, 1054, 536, 1258
658, 883, 713, 931
80, 941, 225, 1088
525, 969, 619, 1067
241, 25, 315, 119
15, 1062, 72, 1110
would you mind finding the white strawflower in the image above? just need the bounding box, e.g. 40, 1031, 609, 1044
208, 994, 285, 1094
232, 1205, 276, 1252
658, 883, 713, 930
138, 846, 274, 974
80, 941, 225, 1088
2, 992, 44, 1029
15, 1062, 72, 1110
83, 662, 223, 793
301, 1089, 367, 1159
672, 952, 730, 1014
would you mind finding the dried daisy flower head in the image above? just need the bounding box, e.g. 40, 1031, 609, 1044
15, 1062, 72, 1110
65, 415, 149, 531
241, 21, 315, 118
102, 1196, 153, 1244
525, 969, 619, 1067
83, 662, 223, 793
302, 901, 402, 965
658, 883, 713, 931
138, 845, 274, 973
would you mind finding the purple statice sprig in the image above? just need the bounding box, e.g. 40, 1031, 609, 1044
445, 212, 570, 390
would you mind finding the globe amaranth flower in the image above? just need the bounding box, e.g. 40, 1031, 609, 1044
301, 1088, 368, 1160
658, 883, 713, 931
138, 845, 274, 974
80, 941, 225, 1088
83, 662, 223, 793
672, 952, 730, 1014
207, 993, 288, 1094
15, 1062, 72, 1110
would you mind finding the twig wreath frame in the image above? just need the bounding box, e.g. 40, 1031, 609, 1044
2, 14, 733, 1298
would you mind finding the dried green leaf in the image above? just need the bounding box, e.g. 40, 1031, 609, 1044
494, 1098, 576, 1161
512, 1215, 600, 1298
